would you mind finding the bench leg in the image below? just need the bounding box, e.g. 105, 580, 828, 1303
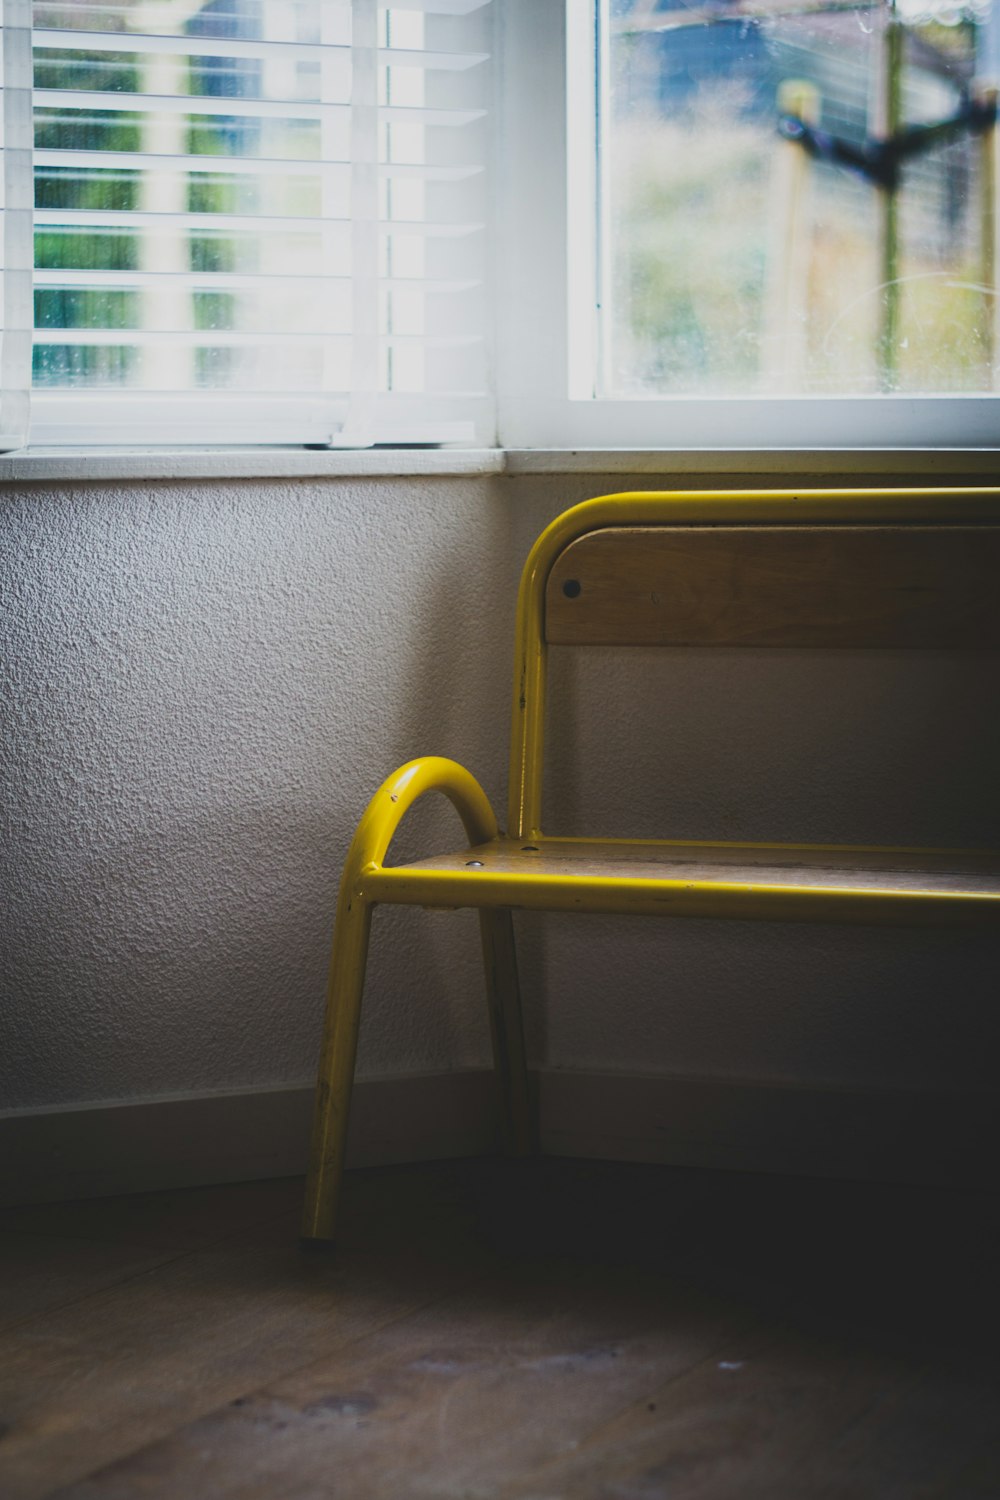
301, 893, 374, 1246
479, 909, 535, 1156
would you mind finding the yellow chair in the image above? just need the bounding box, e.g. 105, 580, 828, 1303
302, 488, 1000, 1244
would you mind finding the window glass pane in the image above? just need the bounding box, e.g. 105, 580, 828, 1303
602, 0, 999, 397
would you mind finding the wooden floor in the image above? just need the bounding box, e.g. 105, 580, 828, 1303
1, 1158, 998, 1499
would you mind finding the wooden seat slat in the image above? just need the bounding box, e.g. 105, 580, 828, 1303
388, 838, 1000, 899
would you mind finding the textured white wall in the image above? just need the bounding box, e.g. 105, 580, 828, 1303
2, 472, 998, 1114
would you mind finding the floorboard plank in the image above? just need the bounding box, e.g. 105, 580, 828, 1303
0, 1233, 180, 1337
498, 1333, 930, 1500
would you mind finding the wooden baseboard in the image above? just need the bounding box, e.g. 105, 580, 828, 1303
540, 1071, 998, 1187
2, 1070, 995, 1206
0, 1072, 500, 1208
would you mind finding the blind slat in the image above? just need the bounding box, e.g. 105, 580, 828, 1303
35, 88, 346, 121
33, 389, 489, 404
33, 329, 482, 346
34, 148, 481, 181
35, 90, 485, 129
35, 209, 483, 235
35, 269, 480, 292
33, 29, 346, 64
377, 0, 489, 11
35, 31, 486, 73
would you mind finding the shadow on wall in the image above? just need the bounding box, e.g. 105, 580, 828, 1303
504, 474, 1000, 1097
0, 474, 531, 1111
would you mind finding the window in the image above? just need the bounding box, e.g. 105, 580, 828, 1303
1, 0, 493, 449
499, 0, 1000, 448
3, 0, 998, 452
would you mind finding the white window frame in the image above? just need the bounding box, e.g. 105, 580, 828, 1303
496, 0, 1000, 452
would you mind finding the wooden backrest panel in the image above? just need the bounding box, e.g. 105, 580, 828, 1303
544, 525, 1000, 649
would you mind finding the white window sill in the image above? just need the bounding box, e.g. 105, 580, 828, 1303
504, 449, 1000, 476
0, 446, 507, 483
0, 446, 996, 484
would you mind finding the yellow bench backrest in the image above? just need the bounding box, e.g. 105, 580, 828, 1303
506, 489, 1000, 841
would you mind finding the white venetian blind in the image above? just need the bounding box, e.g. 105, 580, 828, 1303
28, 0, 493, 447
0, 0, 32, 450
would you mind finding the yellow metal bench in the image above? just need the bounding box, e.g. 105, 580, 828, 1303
302, 487, 1000, 1244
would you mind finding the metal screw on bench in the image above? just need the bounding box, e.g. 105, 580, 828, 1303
563, 579, 582, 599
466, 859, 484, 867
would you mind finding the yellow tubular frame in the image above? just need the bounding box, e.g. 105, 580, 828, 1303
301, 757, 532, 1244
303, 486, 1000, 1245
